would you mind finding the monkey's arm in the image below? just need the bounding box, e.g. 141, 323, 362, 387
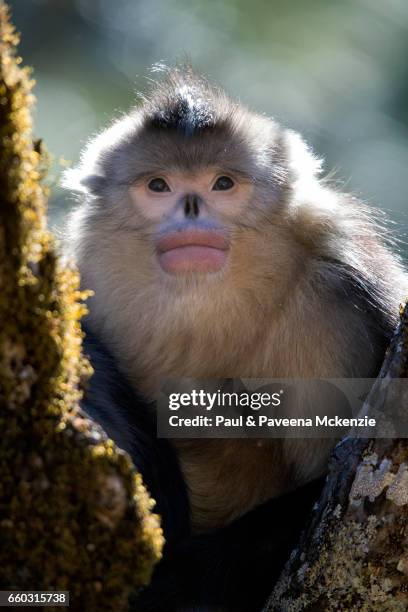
81, 327, 190, 543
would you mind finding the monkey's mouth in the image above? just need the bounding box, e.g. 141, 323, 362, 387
156, 230, 229, 275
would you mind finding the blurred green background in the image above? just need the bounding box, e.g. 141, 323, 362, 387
8, 0, 408, 257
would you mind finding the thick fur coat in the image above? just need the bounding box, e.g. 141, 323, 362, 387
64, 69, 407, 530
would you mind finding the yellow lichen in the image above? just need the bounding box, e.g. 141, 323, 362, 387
0, 4, 163, 609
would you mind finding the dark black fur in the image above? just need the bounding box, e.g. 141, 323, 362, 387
148, 90, 215, 135
133, 478, 324, 612
81, 328, 324, 612
145, 70, 216, 136
81, 327, 189, 543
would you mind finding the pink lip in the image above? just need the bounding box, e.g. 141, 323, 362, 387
156, 230, 229, 275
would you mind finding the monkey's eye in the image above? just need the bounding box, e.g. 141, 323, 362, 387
212, 176, 235, 191
148, 178, 171, 193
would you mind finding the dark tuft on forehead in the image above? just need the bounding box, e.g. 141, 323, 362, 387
143, 69, 219, 136
149, 91, 215, 134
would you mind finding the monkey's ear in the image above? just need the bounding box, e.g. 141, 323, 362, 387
61, 167, 106, 196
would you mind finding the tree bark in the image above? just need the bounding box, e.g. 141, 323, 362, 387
0, 5, 162, 610
265, 303, 408, 611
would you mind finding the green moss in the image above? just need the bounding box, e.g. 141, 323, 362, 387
0, 5, 163, 609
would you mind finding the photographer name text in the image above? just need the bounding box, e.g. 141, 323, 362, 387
167, 415, 377, 428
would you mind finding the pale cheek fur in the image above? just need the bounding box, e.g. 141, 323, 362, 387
205, 188, 254, 219
129, 187, 174, 223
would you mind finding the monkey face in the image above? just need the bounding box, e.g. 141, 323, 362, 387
129, 168, 254, 275
65, 70, 296, 300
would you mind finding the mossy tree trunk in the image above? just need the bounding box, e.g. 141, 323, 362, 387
0, 5, 162, 610
265, 304, 408, 611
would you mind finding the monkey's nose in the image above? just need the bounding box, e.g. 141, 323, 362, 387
183, 194, 200, 219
